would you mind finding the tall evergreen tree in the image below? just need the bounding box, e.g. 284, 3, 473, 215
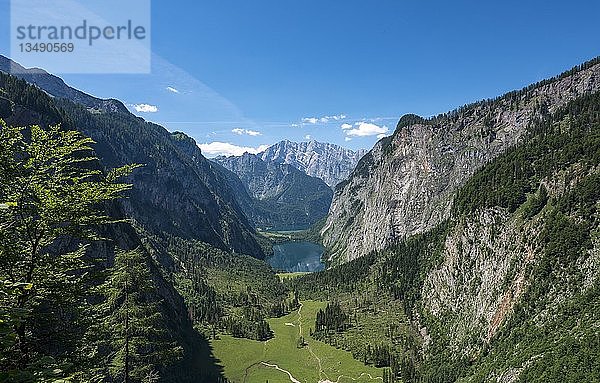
93, 248, 182, 383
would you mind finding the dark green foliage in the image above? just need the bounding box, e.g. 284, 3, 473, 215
555, 172, 600, 218
143, 233, 288, 342
314, 301, 349, 333
454, 91, 600, 215
287, 251, 378, 299
395, 114, 427, 131
364, 343, 394, 368
270, 291, 300, 317
0, 96, 12, 118
222, 312, 272, 341
174, 274, 221, 324
0, 121, 137, 381
382, 367, 395, 383
90, 248, 182, 383
522, 184, 548, 219
0, 73, 71, 129
376, 222, 449, 314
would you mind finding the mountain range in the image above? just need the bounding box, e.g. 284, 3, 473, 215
258, 140, 367, 188
214, 152, 333, 230
1, 55, 599, 383
212, 139, 366, 230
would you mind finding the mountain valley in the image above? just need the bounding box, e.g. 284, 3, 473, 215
1, 53, 599, 383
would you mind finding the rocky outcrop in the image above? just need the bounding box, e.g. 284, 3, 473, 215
259, 140, 367, 188
418, 159, 600, 379
421, 208, 540, 356
323, 59, 600, 264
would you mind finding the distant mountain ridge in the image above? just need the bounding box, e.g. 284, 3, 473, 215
210, 139, 365, 230
213, 153, 333, 230
259, 140, 367, 188
0, 55, 129, 114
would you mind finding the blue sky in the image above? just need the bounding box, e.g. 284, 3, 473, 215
1, 0, 599, 156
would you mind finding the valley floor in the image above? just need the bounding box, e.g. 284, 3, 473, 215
211, 300, 383, 383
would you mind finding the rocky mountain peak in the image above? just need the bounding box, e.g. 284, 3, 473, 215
259, 139, 367, 188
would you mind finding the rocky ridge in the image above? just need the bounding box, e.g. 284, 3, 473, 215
259, 140, 367, 188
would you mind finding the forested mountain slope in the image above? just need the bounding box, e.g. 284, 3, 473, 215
323, 58, 600, 264
291, 85, 600, 382
0, 74, 228, 382
0, 65, 291, 382
0, 57, 265, 259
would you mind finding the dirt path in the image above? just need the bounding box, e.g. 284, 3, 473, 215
260, 362, 302, 383
321, 372, 384, 383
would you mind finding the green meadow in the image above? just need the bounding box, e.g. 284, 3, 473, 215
210, 300, 383, 383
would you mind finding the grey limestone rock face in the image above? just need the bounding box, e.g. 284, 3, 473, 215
259, 140, 367, 188
323, 62, 600, 264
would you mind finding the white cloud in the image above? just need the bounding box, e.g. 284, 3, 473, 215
199, 142, 270, 157
344, 137, 352, 142
302, 117, 319, 124
133, 103, 158, 113
304, 135, 311, 140
166, 86, 180, 93
377, 133, 389, 139
232, 128, 262, 136
302, 114, 346, 125
341, 123, 353, 130
344, 122, 389, 137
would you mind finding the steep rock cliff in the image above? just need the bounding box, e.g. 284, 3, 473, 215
323, 58, 600, 264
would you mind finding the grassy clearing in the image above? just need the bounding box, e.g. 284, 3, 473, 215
211, 300, 383, 383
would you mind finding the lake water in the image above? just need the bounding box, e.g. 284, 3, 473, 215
267, 241, 325, 272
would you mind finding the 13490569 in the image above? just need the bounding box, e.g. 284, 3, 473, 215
19, 42, 75, 53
